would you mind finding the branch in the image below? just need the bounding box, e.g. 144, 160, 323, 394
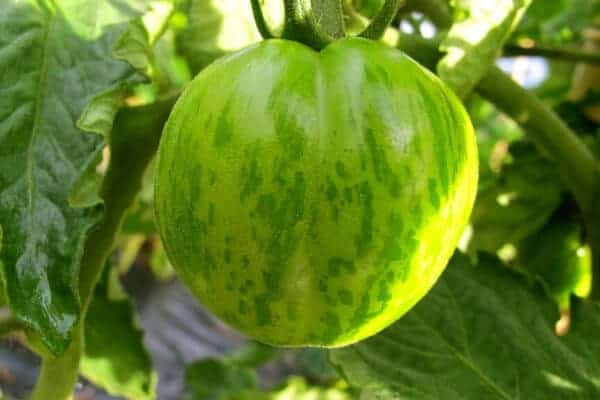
359, 0, 404, 40
29, 96, 177, 400
250, 0, 276, 39
503, 44, 600, 64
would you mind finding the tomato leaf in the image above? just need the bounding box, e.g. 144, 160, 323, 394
81, 269, 157, 400
437, 0, 532, 97
517, 219, 591, 309
185, 358, 257, 400
0, 0, 144, 354
330, 252, 600, 399
469, 142, 563, 253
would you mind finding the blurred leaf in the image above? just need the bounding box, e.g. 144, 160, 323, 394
352, 0, 385, 18
175, 0, 282, 74
227, 341, 278, 368
142, 0, 174, 45
81, 273, 157, 400
469, 142, 563, 254
121, 160, 156, 235
438, 0, 532, 96
295, 349, 341, 385
517, 219, 591, 309
0, 0, 144, 355
230, 377, 353, 400
114, 18, 152, 71
185, 341, 279, 400
185, 358, 257, 400
515, 0, 600, 45
330, 252, 600, 399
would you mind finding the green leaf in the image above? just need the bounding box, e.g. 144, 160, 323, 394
113, 18, 152, 71
438, 0, 532, 96
295, 349, 341, 385
226, 341, 278, 368
469, 142, 563, 254
81, 274, 157, 400
515, 0, 600, 45
0, 0, 143, 354
185, 341, 279, 400
517, 219, 591, 309
228, 377, 353, 400
185, 358, 257, 400
330, 252, 600, 399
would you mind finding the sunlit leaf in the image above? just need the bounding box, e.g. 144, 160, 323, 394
330, 252, 600, 399
438, 0, 532, 96
0, 0, 144, 354
175, 0, 282, 74
81, 273, 157, 400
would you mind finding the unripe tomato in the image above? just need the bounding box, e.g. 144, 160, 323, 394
155, 37, 477, 347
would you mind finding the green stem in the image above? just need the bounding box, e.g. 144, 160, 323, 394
359, 0, 403, 40
29, 330, 82, 400
503, 44, 600, 64
28, 97, 177, 400
281, 0, 342, 49
250, 0, 276, 39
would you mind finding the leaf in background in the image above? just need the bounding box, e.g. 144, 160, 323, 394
185, 358, 257, 400
81, 272, 157, 400
175, 0, 282, 74
295, 349, 341, 385
514, 0, 600, 45
438, 0, 532, 96
185, 341, 279, 400
517, 219, 591, 310
468, 142, 563, 254
0, 0, 145, 354
330, 252, 600, 399
230, 377, 353, 400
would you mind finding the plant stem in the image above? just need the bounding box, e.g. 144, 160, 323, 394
503, 44, 600, 64
359, 0, 404, 40
28, 97, 177, 400
281, 0, 342, 49
29, 330, 82, 400
250, 0, 276, 39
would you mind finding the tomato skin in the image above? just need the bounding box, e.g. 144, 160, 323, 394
155, 37, 478, 347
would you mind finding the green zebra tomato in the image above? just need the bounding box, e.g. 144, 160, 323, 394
155, 37, 477, 347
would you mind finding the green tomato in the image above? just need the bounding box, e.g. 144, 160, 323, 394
155, 37, 478, 347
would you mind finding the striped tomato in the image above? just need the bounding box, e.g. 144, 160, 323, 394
155, 37, 477, 347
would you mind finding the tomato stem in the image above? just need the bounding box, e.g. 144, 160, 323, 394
359, 0, 404, 40
280, 0, 343, 49
250, 0, 276, 39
